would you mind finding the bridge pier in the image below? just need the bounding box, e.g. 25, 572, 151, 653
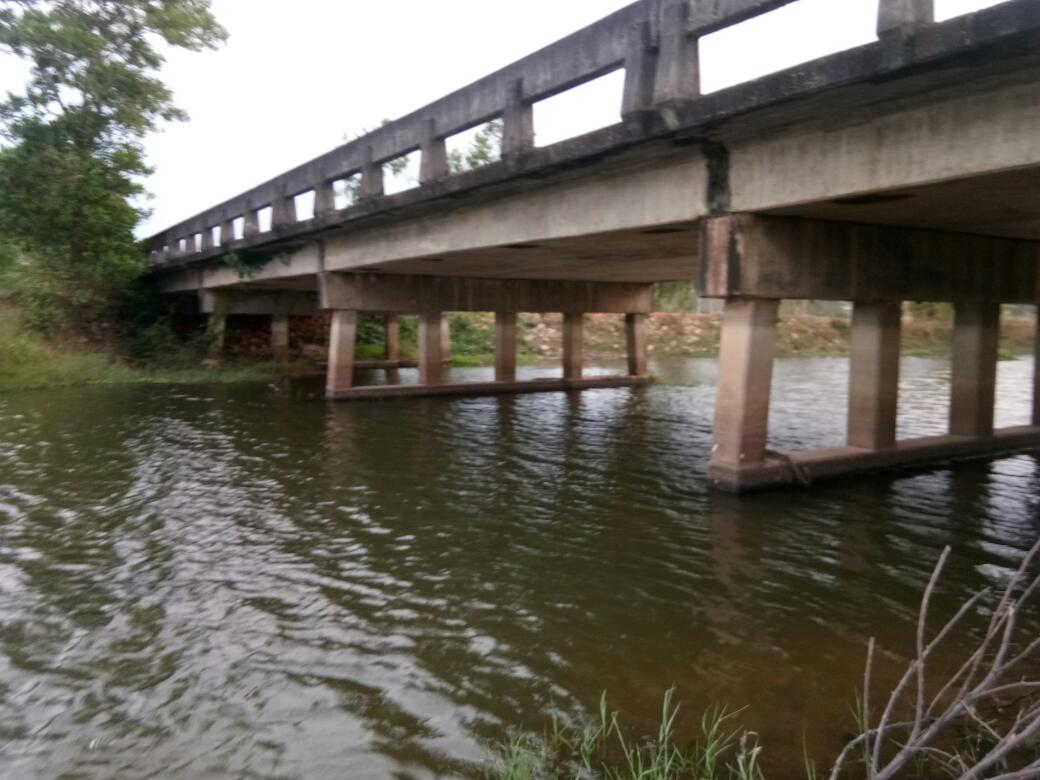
495, 312, 517, 382
384, 314, 400, 362
950, 302, 1000, 438
707, 299, 781, 491
327, 310, 358, 395
702, 214, 1040, 491
320, 273, 653, 401
848, 302, 902, 450
563, 313, 584, 380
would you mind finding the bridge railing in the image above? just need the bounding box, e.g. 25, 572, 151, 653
145, 0, 936, 267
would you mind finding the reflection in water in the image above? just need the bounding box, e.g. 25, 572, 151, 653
0, 356, 1037, 778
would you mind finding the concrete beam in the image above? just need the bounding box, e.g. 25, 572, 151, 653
320, 272, 653, 314
701, 214, 1040, 303
199, 289, 319, 316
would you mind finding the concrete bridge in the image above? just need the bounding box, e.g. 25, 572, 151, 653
146, 0, 1040, 492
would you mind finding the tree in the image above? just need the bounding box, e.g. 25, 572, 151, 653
0, 0, 226, 329
448, 119, 503, 174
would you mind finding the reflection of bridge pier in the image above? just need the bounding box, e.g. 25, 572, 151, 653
148, 0, 1040, 491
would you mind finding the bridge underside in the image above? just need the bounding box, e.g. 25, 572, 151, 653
149, 2, 1040, 491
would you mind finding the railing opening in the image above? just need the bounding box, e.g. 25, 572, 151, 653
257, 206, 273, 233
232, 216, 245, 240
334, 174, 362, 209
384, 150, 420, 196
700, 0, 876, 94
936, 0, 1004, 21
295, 190, 315, 221
193, 233, 203, 252
177, 238, 187, 254
211, 226, 221, 247
446, 120, 503, 173
533, 69, 625, 147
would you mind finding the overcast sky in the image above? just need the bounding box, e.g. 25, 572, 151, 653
0, 0, 1002, 237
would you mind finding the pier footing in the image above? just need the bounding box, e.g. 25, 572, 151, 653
327, 375, 650, 401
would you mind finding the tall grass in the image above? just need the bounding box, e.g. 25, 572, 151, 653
0, 303, 285, 392
485, 690, 765, 780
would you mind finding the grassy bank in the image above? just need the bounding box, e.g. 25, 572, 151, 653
0, 301, 289, 392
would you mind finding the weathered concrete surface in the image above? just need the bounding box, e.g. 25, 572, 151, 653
625, 313, 649, 377
326, 375, 650, 402
495, 312, 518, 382
707, 299, 779, 489
417, 312, 444, 385
949, 302, 1000, 438
327, 311, 358, 395
563, 313, 585, 380
847, 302, 902, 450
319, 273, 654, 314
701, 215, 1040, 303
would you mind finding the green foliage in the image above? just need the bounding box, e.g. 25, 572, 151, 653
485, 690, 766, 780
653, 282, 697, 312
449, 120, 503, 173
0, 0, 226, 331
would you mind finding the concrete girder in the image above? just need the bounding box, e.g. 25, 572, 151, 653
701, 214, 1040, 303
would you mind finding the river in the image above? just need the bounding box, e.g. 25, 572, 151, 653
0, 355, 1037, 778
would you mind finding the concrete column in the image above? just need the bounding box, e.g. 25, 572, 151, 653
563, 312, 584, 380
419, 119, 449, 184
418, 312, 444, 385
243, 208, 259, 239
621, 20, 657, 119
1034, 314, 1040, 427
502, 79, 534, 156
709, 299, 779, 472
495, 312, 518, 382
440, 317, 452, 360
384, 314, 401, 361
220, 218, 235, 246
207, 313, 227, 361
848, 302, 902, 450
878, 0, 934, 35
201, 226, 214, 251
652, 1, 700, 106
625, 312, 649, 377
271, 194, 296, 229
360, 147, 384, 200
950, 302, 1000, 438
271, 313, 290, 362
314, 180, 336, 218
327, 311, 358, 395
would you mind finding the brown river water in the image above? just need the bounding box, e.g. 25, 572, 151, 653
0, 355, 1038, 778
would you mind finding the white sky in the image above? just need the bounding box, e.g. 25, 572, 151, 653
0, 0, 1004, 237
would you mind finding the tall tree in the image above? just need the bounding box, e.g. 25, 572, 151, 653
0, 0, 226, 327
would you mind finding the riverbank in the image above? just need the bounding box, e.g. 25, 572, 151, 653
0, 301, 290, 392
2, 302, 1034, 392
